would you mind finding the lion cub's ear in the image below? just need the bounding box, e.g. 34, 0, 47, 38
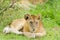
37, 14, 41, 20
24, 14, 31, 20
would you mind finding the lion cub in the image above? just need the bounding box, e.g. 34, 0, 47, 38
3, 14, 46, 38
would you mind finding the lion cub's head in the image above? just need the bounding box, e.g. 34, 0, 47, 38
24, 14, 41, 32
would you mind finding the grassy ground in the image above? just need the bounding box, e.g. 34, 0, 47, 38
0, 16, 60, 40
0, 0, 60, 40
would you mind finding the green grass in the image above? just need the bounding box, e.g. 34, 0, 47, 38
0, 18, 60, 40
0, 0, 60, 40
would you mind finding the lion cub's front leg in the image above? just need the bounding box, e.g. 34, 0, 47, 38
35, 27, 46, 37
24, 32, 35, 38
23, 25, 35, 38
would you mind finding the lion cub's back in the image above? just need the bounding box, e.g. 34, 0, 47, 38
10, 18, 26, 30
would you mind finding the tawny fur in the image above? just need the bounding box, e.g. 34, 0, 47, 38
23, 14, 46, 38
3, 19, 26, 34
3, 14, 46, 38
